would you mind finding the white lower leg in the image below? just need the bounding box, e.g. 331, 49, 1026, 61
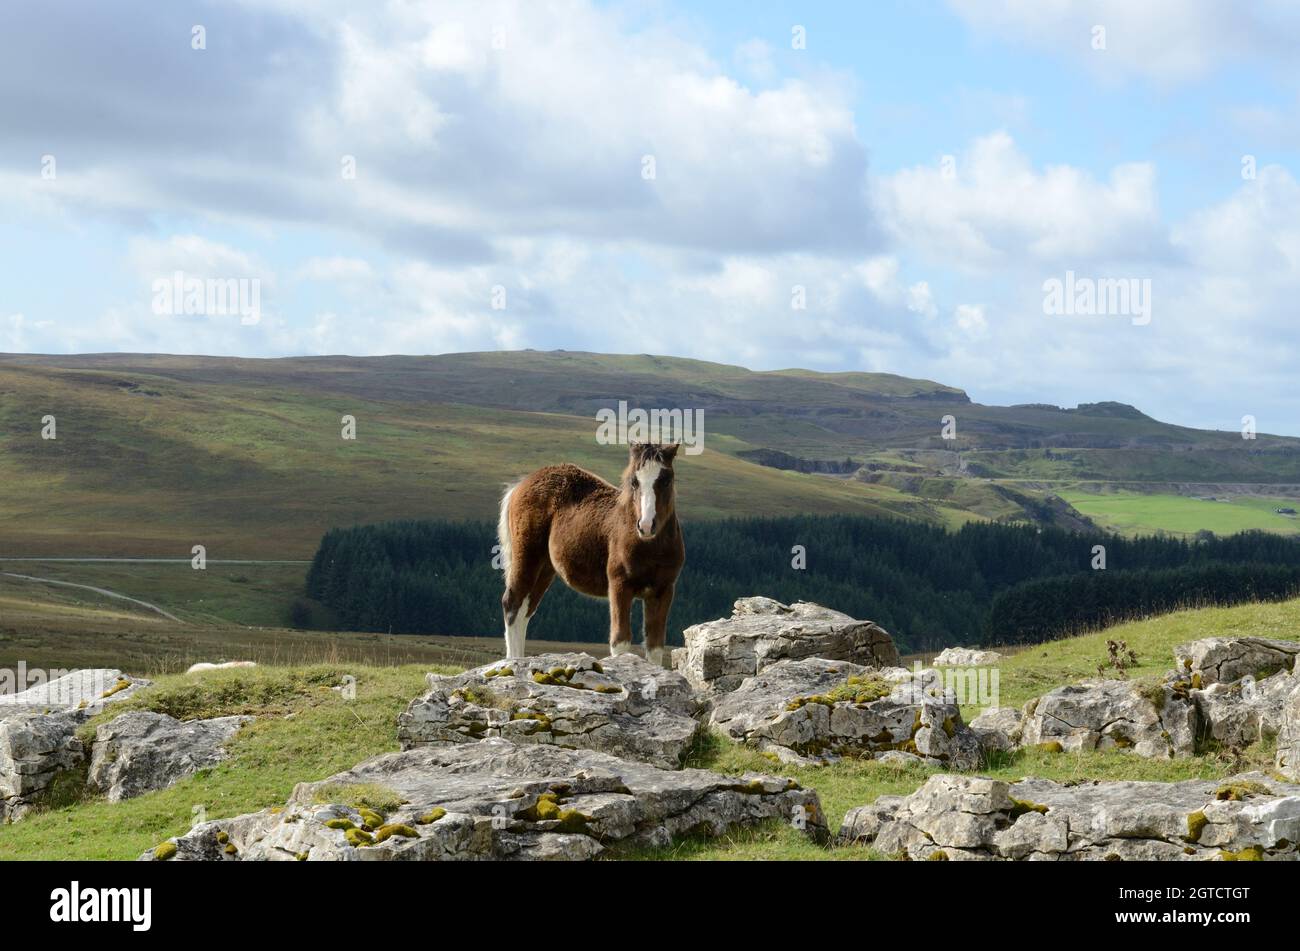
504, 596, 530, 659
645, 646, 667, 667
609, 642, 634, 657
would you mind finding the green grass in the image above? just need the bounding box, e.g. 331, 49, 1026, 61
973, 597, 1300, 715
1061, 490, 1300, 538
4, 596, 1296, 861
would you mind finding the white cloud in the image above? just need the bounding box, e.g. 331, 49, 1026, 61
1, 1, 877, 260
877, 132, 1167, 269
953, 303, 988, 337
293, 257, 376, 284
948, 0, 1300, 84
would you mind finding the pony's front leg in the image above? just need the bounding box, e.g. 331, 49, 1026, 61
607, 579, 635, 657
643, 583, 674, 668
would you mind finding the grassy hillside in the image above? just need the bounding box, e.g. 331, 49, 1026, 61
0, 574, 590, 674
2, 596, 1291, 861
0, 359, 963, 557
3, 350, 1298, 559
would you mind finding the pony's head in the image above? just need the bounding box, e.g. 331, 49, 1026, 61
624, 442, 680, 539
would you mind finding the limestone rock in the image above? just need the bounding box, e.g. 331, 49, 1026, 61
88, 711, 252, 802
0, 668, 150, 720
1278, 678, 1300, 781
141, 738, 826, 861
0, 710, 85, 822
396, 653, 700, 769
839, 771, 1300, 861
1174, 636, 1299, 687
934, 647, 1002, 666
708, 657, 981, 768
1193, 670, 1295, 749
968, 706, 1024, 753
1020, 678, 1196, 758
674, 598, 899, 695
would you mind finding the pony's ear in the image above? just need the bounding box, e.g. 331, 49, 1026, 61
660, 443, 680, 462
628, 441, 644, 457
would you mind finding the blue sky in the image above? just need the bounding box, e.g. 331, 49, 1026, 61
2, 0, 1300, 434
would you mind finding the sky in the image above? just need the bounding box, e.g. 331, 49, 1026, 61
2, 0, 1299, 433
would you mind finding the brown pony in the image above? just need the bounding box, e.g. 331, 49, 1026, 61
497, 443, 685, 664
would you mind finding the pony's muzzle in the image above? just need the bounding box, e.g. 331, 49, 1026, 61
637, 517, 656, 538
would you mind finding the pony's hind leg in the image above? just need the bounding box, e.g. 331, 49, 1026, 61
525, 565, 556, 623
502, 551, 555, 659
501, 583, 530, 660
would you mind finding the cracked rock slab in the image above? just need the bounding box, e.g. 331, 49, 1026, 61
141, 738, 826, 861
1020, 678, 1196, 758
0, 668, 150, 720
673, 597, 900, 696
1174, 636, 1300, 687
1279, 679, 1300, 781
396, 653, 700, 769
1193, 670, 1296, 749
839, 771, 1300, 861
88, 711, 252, 802
709, 657, 982, 768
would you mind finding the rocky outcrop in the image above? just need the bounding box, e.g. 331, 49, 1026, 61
0, 711, 85, 822
708, 657, 981, 768
88, 711, 252, 802
1174, 636, 1299, 687
396, 653, 700, 769
0, 668, 150, 719
934, 647, 1002, 666
1, 669, 153, 821
141, 738, 826, 861
839, 772, 1300, 861
673, 597, 899, 695
968, 706, 1023, 753
1019, 678, 1196, 758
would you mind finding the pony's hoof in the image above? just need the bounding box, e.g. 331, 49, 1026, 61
645, 647, 667, 668
609, 642, 634, 657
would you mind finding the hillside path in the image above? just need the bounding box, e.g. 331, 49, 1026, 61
0, 571, 185, 624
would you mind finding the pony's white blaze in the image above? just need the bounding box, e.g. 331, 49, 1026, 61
636, 460, 662, 536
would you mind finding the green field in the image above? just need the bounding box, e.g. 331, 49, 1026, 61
1061, 490, 1300, 538
1, 593, 1293, 860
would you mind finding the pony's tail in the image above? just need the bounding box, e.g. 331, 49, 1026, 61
497, 482, 518, 577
